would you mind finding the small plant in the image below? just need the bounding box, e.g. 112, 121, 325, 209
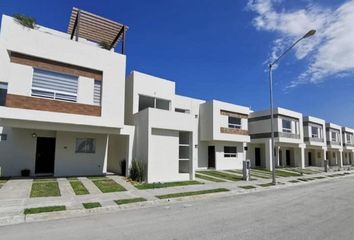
13, 14, 36, 29
130, 160, 145, 182
98, 41, 111, 50
21, 169, 30, 177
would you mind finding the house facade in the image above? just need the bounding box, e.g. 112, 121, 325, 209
342, 127, 354, 166
326, 123, 343, 167
303, 116, 327, 167
0, 13, 134, 177
247, 108, 305, 170
0, 10, 354, 183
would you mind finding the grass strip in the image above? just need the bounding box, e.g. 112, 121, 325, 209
275, 170, 301, 177
258, 183, 274, 187
30, 181, 61, 197
298, 178, 310, 182
156, 188, 230, 199
92, 178, 126, 193
135, 180, 202, 190
115, 197, 147, 205
198, 171, 242, 181
70, 180, 89, 195
195, 173, 226, 182
83, 202, 101, 209
239, 185, 256, 189
67, 177, 78, 181
33, 178, 57, 182
314, 176, 326, 179
288, 180, 300, 183
24, 205, 66, 215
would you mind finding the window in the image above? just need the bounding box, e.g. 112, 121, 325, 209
311, 126, 319, 138
224, 146, 237, 158
138, 95, 155, 111
0, 82, 8, 106
331, 131, 337, 142
228, 116, 241, 129
175, 108, 190, 114
93, 80, 102, 106
138, 95, 171, 111
75, 138, 96, 153
156, 98, 170, 110
0, 134, 7, 141
347, 134, 352, 143
282, 119, 292, 133
32, 68, 78, 102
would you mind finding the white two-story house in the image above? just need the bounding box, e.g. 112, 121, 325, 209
199, 100, 250, 170
248, 108, 305, 170
325, 123, 343, 167
0, 11, 134, 177
303, 116, 327, 167
125, 71, 203, 183
342, 127, 354, 166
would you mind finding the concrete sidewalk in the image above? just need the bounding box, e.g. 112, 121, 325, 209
0, 168, 352, 226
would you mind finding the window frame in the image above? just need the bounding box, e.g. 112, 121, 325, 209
31, 68, 78, 103
282, 119, 292, 133
228, 116, 241, 129
75, 138, 96, 154
0, 82, 8, 106
311, 126, 319, 138
331, 131, 337, 142
224, 146, 237, 158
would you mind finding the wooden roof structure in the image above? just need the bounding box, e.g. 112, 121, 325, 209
67, 8, 128, 53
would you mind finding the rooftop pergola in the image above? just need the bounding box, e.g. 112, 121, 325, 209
67, 7, 128, 54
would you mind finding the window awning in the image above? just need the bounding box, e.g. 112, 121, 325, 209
67, 7, 128, 53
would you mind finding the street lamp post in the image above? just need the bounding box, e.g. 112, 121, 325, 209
269, 29, 316, 185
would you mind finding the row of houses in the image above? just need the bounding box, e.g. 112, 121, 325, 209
0, 11, 353, 183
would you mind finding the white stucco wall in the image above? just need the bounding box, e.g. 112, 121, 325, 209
0, 15, 126, 130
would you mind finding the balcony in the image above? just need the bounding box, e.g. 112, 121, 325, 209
220, 127, 248, 136
277, 132, 301, 139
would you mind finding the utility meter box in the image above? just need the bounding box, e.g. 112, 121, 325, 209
324, 159, 329, 172
243, 160, 251, 181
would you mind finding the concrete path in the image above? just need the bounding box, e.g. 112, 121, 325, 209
0, 168, 350, 226
2, 174, 354, 239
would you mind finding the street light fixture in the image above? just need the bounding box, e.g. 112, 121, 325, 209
269, 29, 316, 185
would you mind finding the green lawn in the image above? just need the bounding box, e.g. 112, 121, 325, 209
275, 169, 301, 177
33, 178, 57, 182
134, 180, 202, 190
258, 183, 274, 187
115, 197, 147, 205
70, 180, 89, 195
156, 188, 230, 199
239, 185, 256, 189
83, 202, 101, 209
198, 171, 242, 181
314, 176, 326, 179
195, 173, 226, 182
24, 205, 66, 215
91, 178, 126, 193
288, 180, 300, 183
0, 179, 7, 189
30, 181, 61, 198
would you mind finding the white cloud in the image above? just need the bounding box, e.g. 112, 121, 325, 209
247, 0, 354, 87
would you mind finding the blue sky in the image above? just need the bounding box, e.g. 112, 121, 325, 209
1, 0, 354, 127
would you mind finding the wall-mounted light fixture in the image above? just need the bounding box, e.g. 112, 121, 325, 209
31, 133, 37, 138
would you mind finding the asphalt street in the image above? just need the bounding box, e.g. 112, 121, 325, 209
1, 176, 354, 240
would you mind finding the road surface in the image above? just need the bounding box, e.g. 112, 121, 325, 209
2, 176, 354, 240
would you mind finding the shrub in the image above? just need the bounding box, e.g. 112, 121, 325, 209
98, 41, 111, 50
13, 14, 36, 29
130, 160, 145, 182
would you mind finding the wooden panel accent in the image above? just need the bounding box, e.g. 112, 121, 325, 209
67, 7, 128, 47
220, 127, 249, 135
10, 52, 103, 81
220, 110, 248, 119
6, 94, 101, 116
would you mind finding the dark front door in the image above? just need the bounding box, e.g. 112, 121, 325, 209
35, 137, 56, 174
286, 150, 291, 166
255, 147, 261, 167
308, 152, 312, 166
208, 146, 216, 168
